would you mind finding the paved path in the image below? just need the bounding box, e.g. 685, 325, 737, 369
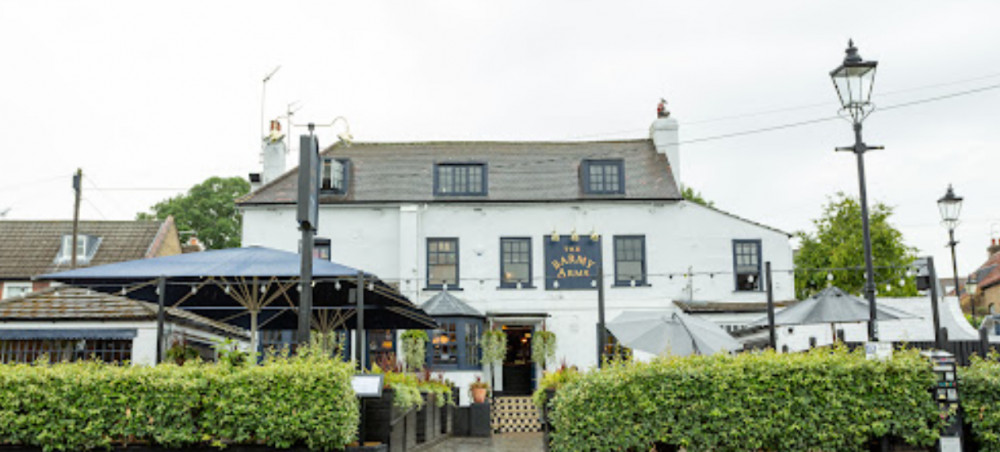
423, 433, 544, 452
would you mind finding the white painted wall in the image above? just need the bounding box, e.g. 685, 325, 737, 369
242, 199, 794, 396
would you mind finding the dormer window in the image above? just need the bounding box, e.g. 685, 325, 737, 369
582, 159, 624, 194
434, 163, 487, 196
321, 158, 350, 194
54, 234, 101, 265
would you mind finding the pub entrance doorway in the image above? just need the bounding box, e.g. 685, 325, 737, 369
501, 325, 534, 395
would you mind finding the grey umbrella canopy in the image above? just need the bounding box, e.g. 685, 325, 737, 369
607, 310, 742, 357
751, 286, 912, 327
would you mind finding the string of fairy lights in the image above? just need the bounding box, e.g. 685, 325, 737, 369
61, 262, 925, 298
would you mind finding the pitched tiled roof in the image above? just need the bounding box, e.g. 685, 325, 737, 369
421, 291, 485, 318
0, 219, 172, 280
239, 139, 681, 205
0, 286, 248, 339
971, 254, 1000, 290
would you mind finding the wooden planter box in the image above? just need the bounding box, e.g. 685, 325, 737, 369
403, 410, 416, 451
439, 403, 453, 435
542, 388, 556, 452
362, 389, 418, 452
415, 392, 437, 444
469, 401, 491, 438
453, 406, 470, 437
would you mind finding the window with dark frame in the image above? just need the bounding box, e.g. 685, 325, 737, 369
321, 158, 350, 194
500, 237, 532, 288
0, 339, 132, 364
614, 235, 646, 286
367, 329, 396, 369
427, 238, 459, 289
434, 163, 486, 196
733, 239, 762, 291
427, 318, 482, 370
583, 159, 625, 194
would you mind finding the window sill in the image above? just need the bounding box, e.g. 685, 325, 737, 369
496, 285, 537, 290
423, 287, 464, 292
612, 283, 652, 288
732, 289, 765, 293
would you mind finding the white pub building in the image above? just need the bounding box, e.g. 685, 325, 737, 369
239, 106, 794, 402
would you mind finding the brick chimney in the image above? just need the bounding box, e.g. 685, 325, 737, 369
650, 98, 680, 184
989, 238, 1000, 257
261, 119, 287, 184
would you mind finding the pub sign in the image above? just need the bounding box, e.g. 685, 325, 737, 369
544, 235, 602, 290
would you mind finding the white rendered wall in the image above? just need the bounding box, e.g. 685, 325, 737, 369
242, 200, 794, 375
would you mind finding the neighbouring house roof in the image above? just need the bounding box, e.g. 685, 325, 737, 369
0, 286, 248, 339
0, 218, 178, 280
238, 140, 682, 205
421, 291, 485, 318
970, 258, 1000, 291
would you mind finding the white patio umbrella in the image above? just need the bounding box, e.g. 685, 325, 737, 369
607, 310, 743, 356
750, 286, 915, 342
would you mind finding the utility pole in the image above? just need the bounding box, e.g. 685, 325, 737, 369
596, 259, 606, 368
765, 262, 776, 350
71, 168, 82, 269
296, 127, 319, 346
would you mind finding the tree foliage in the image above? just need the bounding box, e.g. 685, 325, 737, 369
794, 193, 917, 300
680, 185, 714, 208
137, 176, 250, 249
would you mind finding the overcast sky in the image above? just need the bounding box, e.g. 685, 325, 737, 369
1, 1, 998, 281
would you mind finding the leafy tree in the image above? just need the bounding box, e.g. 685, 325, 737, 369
137, 176, 250, 249
680, 185, 714, 207
794, 192, 917, 299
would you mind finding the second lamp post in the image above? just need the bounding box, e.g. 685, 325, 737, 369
830, 39, 882, 341
938, 185, 964, 303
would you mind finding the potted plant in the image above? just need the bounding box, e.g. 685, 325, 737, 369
469, 376, 489, 404
164, 336, 200, 366
531, 330, 557, 371
480, 329, 506, 389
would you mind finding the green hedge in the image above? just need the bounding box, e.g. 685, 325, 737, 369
550, 347, 940, 452
0, 357, 358, 451
959, 355, 1000, 451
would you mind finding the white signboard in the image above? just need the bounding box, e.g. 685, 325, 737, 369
351, 374, 384, 398
864, 342, 893, 361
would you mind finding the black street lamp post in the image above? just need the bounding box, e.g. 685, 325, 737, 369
938, 184, 964, 302
830, 40, 883, 341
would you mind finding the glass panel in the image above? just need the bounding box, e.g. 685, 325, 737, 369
618, 262, 643, 282
431, 322, 458, 365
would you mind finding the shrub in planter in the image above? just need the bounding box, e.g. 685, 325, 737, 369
532, 363, 581, 410
959, 354, 1000, 451
550, 346, 941, 452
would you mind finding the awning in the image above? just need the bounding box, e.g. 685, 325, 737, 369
0, 328, 137, 340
